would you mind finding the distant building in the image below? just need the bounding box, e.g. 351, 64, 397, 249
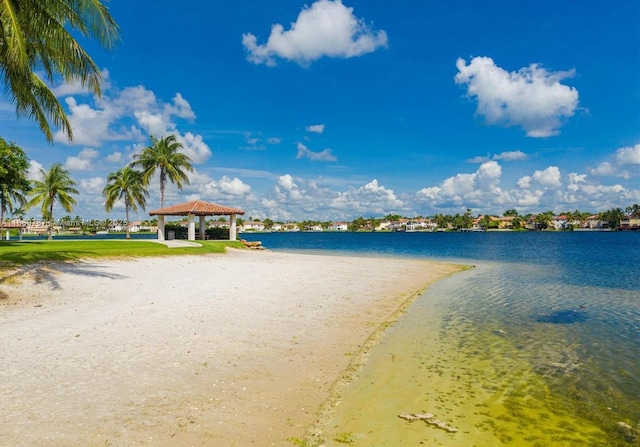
619, 215, 640, 230
328, 222, 348, 231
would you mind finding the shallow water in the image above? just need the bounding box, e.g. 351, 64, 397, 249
241, 232, 640, 445
319, 262, 639, 446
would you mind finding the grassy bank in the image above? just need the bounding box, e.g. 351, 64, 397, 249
0, 240, 244, 269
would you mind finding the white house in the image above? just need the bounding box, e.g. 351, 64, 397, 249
241, 221, 266, 232
329, 222, 348, 231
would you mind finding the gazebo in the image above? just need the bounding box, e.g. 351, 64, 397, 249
1, 221, 27, 241
149, 200, 245, 241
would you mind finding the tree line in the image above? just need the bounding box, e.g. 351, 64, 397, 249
236, 206, 640, 232
0, 135, 194, 239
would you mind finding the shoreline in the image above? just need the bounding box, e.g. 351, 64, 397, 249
0, 249, 465, 446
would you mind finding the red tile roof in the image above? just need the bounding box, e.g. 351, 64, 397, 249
149, 200, 245, 216
0, 221, 27, 228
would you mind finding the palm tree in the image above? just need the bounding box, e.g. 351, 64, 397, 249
534, 211, 554, 230
0, 184, 27, 229
103, 166, 148, 239
26, 163, 78, 240
0, 0, 119, 142
131, 135, 194, 209
11, 206, 26, 220
599, 207, 625, 230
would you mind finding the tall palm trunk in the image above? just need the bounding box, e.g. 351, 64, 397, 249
160, 177, 166, 209
0, 202, 5, 241
125, 199, 131, 239
48, 201, 54, 240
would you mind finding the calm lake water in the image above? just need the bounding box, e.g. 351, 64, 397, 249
241, 231, 640, 446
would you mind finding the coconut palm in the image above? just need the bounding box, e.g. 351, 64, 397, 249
599, 207, 625, 230
0, 184, 27, 230
534, 211, 554, 230
11, 206, 26, 220
131, 135, 194, 209
0, 0, 119, 142
103, 166, 148, 239
26, 163, 78, 240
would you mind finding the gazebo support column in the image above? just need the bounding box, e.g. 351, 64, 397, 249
188, 214, 195, 241
230, 214, 237, 241
157, 216, 165, 241
199, 215, 206, 240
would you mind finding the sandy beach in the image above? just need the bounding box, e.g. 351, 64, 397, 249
0, 249, 462, 446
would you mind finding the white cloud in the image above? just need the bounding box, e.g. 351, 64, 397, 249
51, 68, 112, 97
517, 175, 532, 189
242, 0, 388, 66
105, 152, 123, 163
267, 137, 281, 144
494, 150, 528, 161
178, 132, 212, 164
590, 143, 640, 179
615, 144, 640, 166
532, 166, 562, 187
185, 169, 252, 202
331, 179, 404, 215
591, 162, 616, 177
218, 176, 252, 196
306, 124, 325, 134
515, 167, 562, 192
56, 97, 112, 146
296, 142, 337, 161
467, 155, 489, 163
64, 148, 99, 171
52, 84, 204, 158
411, 159, 640, 215
27, 160, 44, 181
567, 173, 587, 192
79, 177, 106, 195
455, 56, 579, 137
276, 174, 303, 201
468, 150, 528, 164
416, 161, 504, 209
164, 93, 195, 120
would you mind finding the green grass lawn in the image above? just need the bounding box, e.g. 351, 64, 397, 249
0, 239, 245, 268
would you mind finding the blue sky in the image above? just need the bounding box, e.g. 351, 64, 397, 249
2, 0, 639, 221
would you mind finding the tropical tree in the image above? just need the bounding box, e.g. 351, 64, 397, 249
131, 135, 194, 209
0, 0, 119, 142
0, 138, 31, 233
511, 216, 524, 230
103, 166, 148, 239
599, 207, 625, 230
534, 211, 554, 230
434, 213, 451, 230
625, 204, 640, 218
11, 206, 26, 220
263, 218, 274, 230
384, 214, 402, 222
26, 163, 78, 239
503, 209, 519, 217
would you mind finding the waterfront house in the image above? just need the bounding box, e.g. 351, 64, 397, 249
619, 215, 640, 230
241, 221, 266, 232
551, 215, 568, 230
329, 222, 348, 231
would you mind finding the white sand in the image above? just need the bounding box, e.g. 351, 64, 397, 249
0, 249, 461, 446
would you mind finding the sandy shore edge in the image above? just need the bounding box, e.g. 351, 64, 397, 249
0, 249, 465, 446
